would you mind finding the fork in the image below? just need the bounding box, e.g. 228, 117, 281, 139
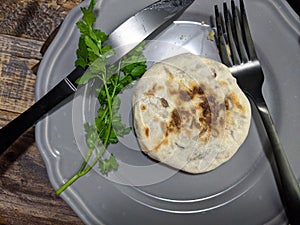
214, 0, 300, 223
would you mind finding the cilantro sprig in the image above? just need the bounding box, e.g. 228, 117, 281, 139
56, 0, 147, 195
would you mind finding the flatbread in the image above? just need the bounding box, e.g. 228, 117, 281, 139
132, 53, 251, 173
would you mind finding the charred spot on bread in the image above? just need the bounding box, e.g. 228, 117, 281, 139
144, 127, 150, 138
167, 109, 181, 133
160, 98, 169, 107
140, 104, 147, 110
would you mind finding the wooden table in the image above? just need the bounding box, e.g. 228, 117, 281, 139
0, 0, 84, 224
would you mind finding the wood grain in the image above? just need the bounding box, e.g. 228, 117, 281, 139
0, 126, 82, 225
0, 0, 82, 41
0, 35, 40, 114
0, 0, 84, 224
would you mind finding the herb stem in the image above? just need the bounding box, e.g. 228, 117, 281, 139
79, 147, 93, 172
55, 143, 107, 195
56, 69, 115, 196
98, 107, 108, 122
55, 173, 81, 195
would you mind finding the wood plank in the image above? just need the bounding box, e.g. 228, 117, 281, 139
0, 34, 43, 60
0, 0, 83, 41
0, 34, 41, 114
0, 120, 83, 224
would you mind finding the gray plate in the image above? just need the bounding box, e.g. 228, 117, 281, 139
35, 0, 300, 224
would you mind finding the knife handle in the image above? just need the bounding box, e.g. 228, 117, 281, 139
0, 67, 84, 155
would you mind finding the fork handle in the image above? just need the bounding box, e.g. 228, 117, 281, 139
256, 100, 300, 223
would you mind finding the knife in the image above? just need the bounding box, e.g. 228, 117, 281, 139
0, 0, 194, 154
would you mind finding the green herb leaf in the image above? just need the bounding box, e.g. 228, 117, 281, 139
76, 21, 89, 36
99, 154, 119, 175
130, 65, 147, 76
89, 56, 107, 75
94, 30, 108, 43
75, 57, 88, 69
85, 35, 100, 56
84, 123, 100, 149
75, 71, 96, 85
81, 8, 96, 27
101, 45, 115, 58
75, 37, 89, 68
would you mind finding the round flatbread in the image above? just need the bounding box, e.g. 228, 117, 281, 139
132, 53, 251, 173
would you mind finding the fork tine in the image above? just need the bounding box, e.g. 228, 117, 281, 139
223, 2, 241, 65
214, 5, 232, 67
239, 0, 257, 60
231, 0, 248, 63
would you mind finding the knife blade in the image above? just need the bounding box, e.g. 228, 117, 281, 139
106, 0, 194, 63
0, 0, 194, 154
